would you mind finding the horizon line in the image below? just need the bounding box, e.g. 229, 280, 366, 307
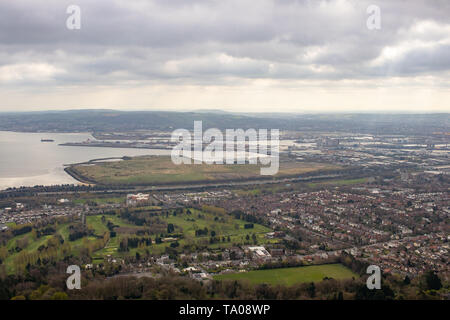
0, 108, 449, 115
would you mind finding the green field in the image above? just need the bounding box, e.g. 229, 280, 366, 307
214, 264, 358, 285
115, 208, 273, 256
69, 155, 339, 185
2, 208, 273, 272
307, 178, 368, 188
72, 196, 125, 205
2, 214, 136, 273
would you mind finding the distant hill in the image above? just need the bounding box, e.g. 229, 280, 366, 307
0, 110, 448, 134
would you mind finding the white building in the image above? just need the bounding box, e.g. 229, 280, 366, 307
127, 193, 150, 206
247, 246, 271, 258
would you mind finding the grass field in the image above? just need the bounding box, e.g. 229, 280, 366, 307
2, 207, 274, 273
3, 214, 136, 273
72, 196, 125, 205
214, 264, 358, 285
69, 155, 339, 185
307, 178, 369, 188
117, 208, 274, 256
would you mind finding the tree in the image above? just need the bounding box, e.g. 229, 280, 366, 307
119, 238, 129, 252
306, 282, 316, 298
51, 292, 68, 300
424, 271, 442, 290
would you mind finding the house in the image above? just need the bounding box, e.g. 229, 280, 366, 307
269, 248, 285, 256
246, 246, 271, 258
193, 272, 212, 280
127, 193, 150, 206
183, 267, 199, 273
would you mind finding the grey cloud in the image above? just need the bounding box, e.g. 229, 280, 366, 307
0, 0, 449, 86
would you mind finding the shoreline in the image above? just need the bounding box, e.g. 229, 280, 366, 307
59, 142, 173, 150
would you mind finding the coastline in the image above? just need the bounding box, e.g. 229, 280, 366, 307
0, 131, 171, 190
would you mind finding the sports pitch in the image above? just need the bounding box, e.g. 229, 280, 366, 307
214, 264, 358, 285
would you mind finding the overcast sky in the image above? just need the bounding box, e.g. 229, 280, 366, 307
0, 0, 449, 112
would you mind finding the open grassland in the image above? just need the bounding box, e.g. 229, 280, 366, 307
69, 155, 339, 186
214, 264, 358, 286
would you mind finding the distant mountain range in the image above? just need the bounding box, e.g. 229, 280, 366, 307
0, 110, 448, 134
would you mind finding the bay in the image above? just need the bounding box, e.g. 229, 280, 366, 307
0, 131, 171, 190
